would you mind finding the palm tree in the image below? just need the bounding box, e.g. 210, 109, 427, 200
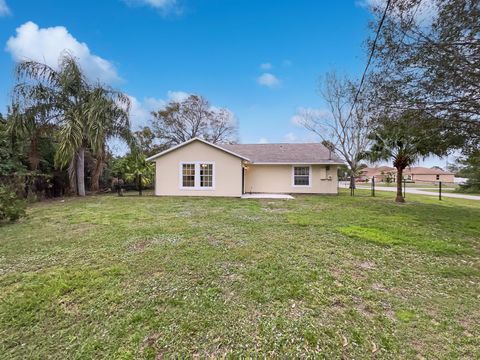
364, 112, 454, 203
366, 132, 420, 203
7, 100, 53, 171
13, 53, 130, 196
123, 151, 154, 196
86, 87, 132, 192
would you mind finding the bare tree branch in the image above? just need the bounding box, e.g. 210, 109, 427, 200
296, 71, 372, 182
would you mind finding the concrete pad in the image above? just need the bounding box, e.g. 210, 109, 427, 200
241, 193, 294, 200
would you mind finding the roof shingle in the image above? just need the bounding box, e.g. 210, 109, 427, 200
218, 143, 343, 164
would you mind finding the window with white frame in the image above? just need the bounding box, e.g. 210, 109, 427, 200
182, 163, 196, 187
180, 162, 214, 189
293, 166, 310, 186
200, 163, 213, 187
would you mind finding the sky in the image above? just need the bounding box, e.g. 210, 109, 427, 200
0, 0, 447, 166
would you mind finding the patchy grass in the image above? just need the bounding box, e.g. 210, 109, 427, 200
0, 190, 479, 358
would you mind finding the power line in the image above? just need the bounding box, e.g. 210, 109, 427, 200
346, 0, 392, 122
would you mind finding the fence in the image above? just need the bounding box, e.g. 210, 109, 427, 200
339, 176, 464, 201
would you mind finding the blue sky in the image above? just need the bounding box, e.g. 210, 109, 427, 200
0, 0, 447, 166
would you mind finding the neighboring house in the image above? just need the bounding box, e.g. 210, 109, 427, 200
360, 166, 455, 183
146, 138, 343, 197
358, 166, 396, 182
404, 167, 455, 183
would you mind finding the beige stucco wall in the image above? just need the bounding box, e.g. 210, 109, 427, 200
412, 174, 455, 183
244, 164, 338, 194
154, 140, 243, 197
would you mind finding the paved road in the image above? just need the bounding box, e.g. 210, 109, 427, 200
339, 182, 480, 201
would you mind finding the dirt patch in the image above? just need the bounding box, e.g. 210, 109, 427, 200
128, 239, 150, 252
371, 282, 386, 292
58, 296, 80, 316
358, 261, 376, 270
127, 234, 183, 252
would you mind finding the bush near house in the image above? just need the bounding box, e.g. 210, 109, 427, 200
0, 185, 26, 222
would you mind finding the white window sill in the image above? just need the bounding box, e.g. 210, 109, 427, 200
180, 187, 215, 191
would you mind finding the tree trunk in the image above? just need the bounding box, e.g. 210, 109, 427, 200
349, 175, 356, 189
395, 167, 405, 203
138, 174, 142, 196
90, 150, 104, 192
76, 147, 86, 197
68, 159, 77, 195
29, 135, 40, 171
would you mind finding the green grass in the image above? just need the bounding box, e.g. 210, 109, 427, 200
1, 190, 479, 358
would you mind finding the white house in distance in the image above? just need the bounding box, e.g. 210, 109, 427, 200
146, 138, 344, 197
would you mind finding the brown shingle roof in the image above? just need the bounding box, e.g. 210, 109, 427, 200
218, 143, 344, 164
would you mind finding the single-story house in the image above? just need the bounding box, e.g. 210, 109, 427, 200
360, 166, 454, 183
358, 166, 396, 182
404, 167, 454, 183
146, 137, 344, 197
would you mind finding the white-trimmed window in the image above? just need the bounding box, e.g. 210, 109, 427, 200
200, 163, 213, 187
180, 162, 215, 189
182, 163, 196, 187
292, 166, 311, 187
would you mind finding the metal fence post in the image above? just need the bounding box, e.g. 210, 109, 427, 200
372, 176, 375, 197
439, 181, 442, 201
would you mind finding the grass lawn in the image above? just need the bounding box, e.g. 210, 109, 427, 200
1, 190, 479, 358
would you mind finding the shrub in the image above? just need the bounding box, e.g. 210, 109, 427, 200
0, 185, 26, 222
458, 183, 480, 193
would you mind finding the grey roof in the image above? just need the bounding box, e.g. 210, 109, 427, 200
218, 143, 344, 164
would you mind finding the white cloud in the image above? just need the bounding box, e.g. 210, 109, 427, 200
283, 132, 317, 143
357, 0, 437, 24
167, 90, 189, 103
143, 97, 167, 110
284, 132, 298, 142
128, 91, 236, 130
5, 21, 120, 83
122, 0, 180, 14
0, 0, 11, 16
257, 73, 280, 88
356, 0, 384, 10
127, 93, 175, 129
291, 107, 331, 126
260, 62, 272, 70
140, 0, 175, 7
290, 114, 304, 126
128, 95, 154, 129
258, 137, 269, 144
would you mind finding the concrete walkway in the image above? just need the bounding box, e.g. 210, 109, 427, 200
355, 185, 480, 201
241, 193, 295, 200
